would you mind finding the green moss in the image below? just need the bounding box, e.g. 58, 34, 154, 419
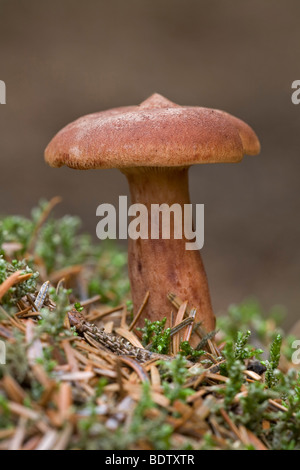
159, 355, 194, 403
179, 340, 205, 359
0, 257, 38, 310
264, 334, 282, 388
138, 317, 171, 354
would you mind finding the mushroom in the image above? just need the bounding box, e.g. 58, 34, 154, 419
45, 93, 260, 334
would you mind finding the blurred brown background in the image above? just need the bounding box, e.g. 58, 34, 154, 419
0, 0, 299, 327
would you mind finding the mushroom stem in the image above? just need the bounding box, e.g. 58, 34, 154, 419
123, 167, 215, 334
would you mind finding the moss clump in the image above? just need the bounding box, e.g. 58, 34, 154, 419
138, 317, 171, 354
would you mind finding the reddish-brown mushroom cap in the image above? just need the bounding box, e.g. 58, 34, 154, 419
45, 93, 260, 170
44, 93, 261, 339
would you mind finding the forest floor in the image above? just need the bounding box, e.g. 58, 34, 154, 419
0, 198, 299, 450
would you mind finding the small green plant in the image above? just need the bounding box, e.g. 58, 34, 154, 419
138, 317, 171, 354
234, 330, 263, 361
74, 302, 84, 313
236, 381, 276, 432
264, 334, 282, 388
220, 340, 245, 407
159, 355, 194, 403
0, 257, 38, 309
219, 330, 264, 407
0, 215, 34, 254
179, 341, 205, 359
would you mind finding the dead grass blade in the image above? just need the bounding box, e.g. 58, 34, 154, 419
129, 291, 149, 331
